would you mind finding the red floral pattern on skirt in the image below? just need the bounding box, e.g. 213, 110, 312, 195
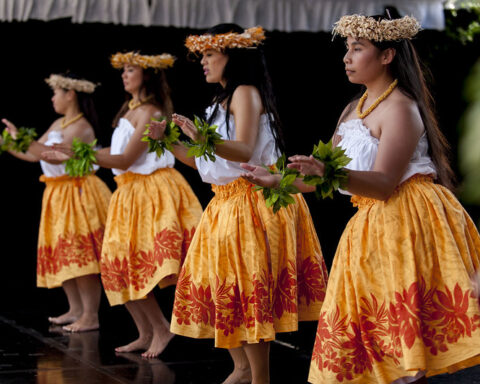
312, 278, 480, 382
37, 228, 104, 277
101, 226, 194, 292
173, 257, 324, 335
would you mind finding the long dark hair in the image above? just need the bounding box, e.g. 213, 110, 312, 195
204, 23, 285, 153
60, 72, 100, 134
112, 65, 173, 127
342, 12, 455, 190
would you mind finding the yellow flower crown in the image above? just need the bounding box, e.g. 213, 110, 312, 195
185, 26, 266, 54
110, 52, 176, 70
333, 14, 421, 42
45, 74, 97, 94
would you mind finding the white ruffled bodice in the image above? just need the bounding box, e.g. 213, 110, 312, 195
337, 119, 436, 195
110, 117, 174, 176
40, 130, 66, 177
195, 105, 279, 185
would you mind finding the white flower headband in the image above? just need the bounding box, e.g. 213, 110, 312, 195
45, 74, 98, 94
333, 14, 421, 42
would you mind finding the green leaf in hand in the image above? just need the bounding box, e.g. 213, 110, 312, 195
10, 127, 38, 153
254, 153, 301, 214
183, 115, 223, 162
142, 116, 180, 157
302, 139, 351, 199
64, 138, 98, 177
0, 129, 13, 155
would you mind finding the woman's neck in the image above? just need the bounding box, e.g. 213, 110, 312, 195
130, 89, 148, 102
63, 105, 82, 120
365, 74, 396, 100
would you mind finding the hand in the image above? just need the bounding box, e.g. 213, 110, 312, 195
2, 118, 18, 139
288, 155, 325, 177
172, 113, 199, 141
52, 143, 74, 157
147, 119, 167, 140
41, 149, 71, 162
240, 163, 280, 188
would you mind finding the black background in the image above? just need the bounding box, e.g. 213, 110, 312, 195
0, 17, 479, 350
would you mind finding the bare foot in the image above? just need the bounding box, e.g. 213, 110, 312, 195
48, 310, 81, 325
62, 314, 99, 333
141, 331, 175, 358
222, 367, 252, 384
115, 335, 152, 353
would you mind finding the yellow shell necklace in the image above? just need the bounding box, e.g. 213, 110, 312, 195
356, 79, 398, 119
61, 113, 84, 129
128, 94, 154, 110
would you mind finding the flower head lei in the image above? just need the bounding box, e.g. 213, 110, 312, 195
45, 74, 98, 94
332, 14, 421, 42
110, 51, 176, 70
185, 26, 266, 54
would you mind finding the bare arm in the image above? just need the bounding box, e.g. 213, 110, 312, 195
2, 118, 56, 162
289, 101, 424, 200
94, 108, 153, 170
344, 101, 424, 200
174, 85, 262, 163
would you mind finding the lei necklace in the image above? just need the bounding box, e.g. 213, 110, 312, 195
356, 79, 398, 119
128, 95, 154, 110
61, 113, 84, 129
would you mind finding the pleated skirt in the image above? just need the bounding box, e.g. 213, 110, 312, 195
37, 174, 112, 288
308, 175, 480, 383
100, 168, 203, 306
171, 178, 328, 348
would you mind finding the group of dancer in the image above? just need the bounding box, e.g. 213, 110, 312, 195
2, 10, 480, 384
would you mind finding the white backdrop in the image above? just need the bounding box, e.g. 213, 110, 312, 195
0, 0, 446, 31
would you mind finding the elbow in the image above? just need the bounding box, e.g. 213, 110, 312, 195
376, 185, 397, 201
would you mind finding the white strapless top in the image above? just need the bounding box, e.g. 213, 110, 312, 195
40, 130, 101, 177
110, 117, 174, 176
40, 130, 66, 177
195, 105, 279, 185
336, 119, 437, 195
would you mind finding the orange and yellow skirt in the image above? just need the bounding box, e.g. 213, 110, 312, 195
37, 174, 112, 288
308, 175, 480, 384
100, 168, 202, 306
171, 178, 328, 349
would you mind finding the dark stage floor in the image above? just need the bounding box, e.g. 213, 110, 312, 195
1, 292, 480, 383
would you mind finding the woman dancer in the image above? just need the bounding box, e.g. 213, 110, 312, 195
50, 52, 203, 357
243, 14, 480, 384
149, 25, 327, 384
2, 73, 111, 332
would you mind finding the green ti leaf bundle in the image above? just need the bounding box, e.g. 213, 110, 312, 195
184, 115, 223, 162
64, 138, 97, 177
0, 130, 13, 155
302, 139, 351, 199
9, 127, 38, 153
254, 154, 300, 214
142, 117, 180, 157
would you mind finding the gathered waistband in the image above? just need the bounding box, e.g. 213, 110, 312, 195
351, 174, 434, 208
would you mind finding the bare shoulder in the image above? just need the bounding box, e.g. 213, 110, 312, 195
231, 85, 262, 113
138, 103, 161, 117
337, 100, 357, 124
67, 118, 95, 142
381, 91, 423, 137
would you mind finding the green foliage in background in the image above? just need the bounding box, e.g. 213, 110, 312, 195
459, 59, 480, 204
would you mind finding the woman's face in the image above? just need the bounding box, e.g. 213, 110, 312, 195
51, 88, 71, 114
121, 64, 144, 95
200, 49, 229, 85
343, 37, 386, 85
